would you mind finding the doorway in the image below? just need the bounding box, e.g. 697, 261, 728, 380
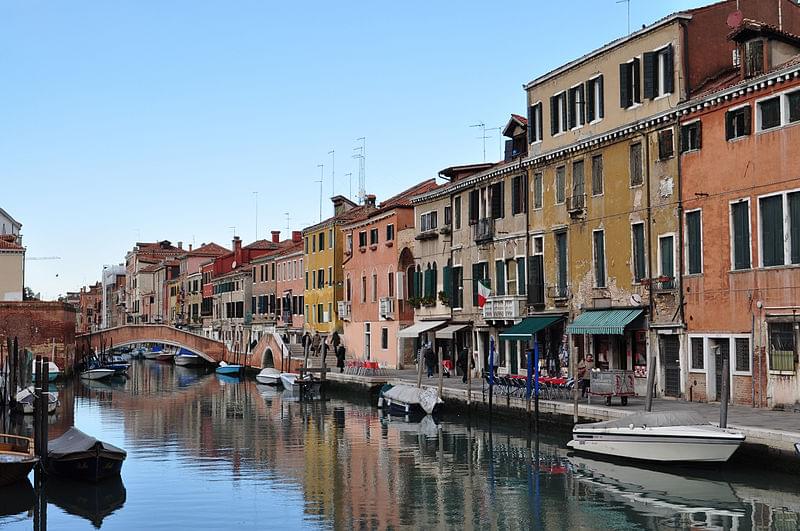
364, 323, 371, 361
660, 335, 681, 397
712, 339, 730, 401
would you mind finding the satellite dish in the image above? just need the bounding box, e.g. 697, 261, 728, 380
630, 293, 643, 306
727, 10, 743, 29
232, 260, 237, 269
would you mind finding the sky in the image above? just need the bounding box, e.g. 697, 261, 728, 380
1, 0, 716, 300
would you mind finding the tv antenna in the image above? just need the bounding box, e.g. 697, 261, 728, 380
344, 172, 353, 200
328, 149, 335, 199
617, 0, 632, 34
355, 137, 366, 204
486, 126, 502, 161
470, 122, 489, 162
316, 164, 324, 222
284, 212, 290, 232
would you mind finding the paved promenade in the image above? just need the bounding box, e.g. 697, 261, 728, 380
327, 368, 800, 454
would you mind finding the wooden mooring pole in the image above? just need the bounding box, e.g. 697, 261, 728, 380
720, 353, 729, 429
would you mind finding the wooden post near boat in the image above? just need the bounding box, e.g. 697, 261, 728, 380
720, 351, 729, 429
416, 343, 423, 389
645, 354, 656, 413
466, 347, 472, 407
437, 345, 443, 400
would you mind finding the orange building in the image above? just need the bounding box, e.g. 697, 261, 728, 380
680, 24, 800, 407
340, 181, 438, 368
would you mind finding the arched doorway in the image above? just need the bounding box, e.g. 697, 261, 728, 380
262, 347, 274, 368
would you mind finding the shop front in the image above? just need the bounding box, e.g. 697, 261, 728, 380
497, 315, 566, 377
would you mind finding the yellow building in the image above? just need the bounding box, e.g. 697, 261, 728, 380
303, 196, 374, 335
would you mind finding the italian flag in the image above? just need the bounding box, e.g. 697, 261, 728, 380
477, 280, 491, 308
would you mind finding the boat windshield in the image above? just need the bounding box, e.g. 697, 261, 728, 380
583, 411, 707, 429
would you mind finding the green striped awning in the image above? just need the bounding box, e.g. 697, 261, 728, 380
499, 316, 562, 340
566, 309, 643, 335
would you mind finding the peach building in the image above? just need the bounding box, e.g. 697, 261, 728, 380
340, 180, 438, 368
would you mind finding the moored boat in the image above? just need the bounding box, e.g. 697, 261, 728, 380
46, 427, 126, 482
0, 434, 38, 487
280, 372, 319, 391
14, 386, 58, 415
174, 348, 203, 366
142, 345, 163, 360
566, 410, 745, 463
80, 368, 115, 381
215, 361, 243, 376
155, 352, 175, 362
377, 384, 441, 416
255, 368, 281, 385
32, 361, 61, 382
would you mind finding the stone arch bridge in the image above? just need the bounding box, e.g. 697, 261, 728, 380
77, 325, 231, 363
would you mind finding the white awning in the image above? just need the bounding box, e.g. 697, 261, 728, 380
435, 324, 469, 339
397, 320, 448, 338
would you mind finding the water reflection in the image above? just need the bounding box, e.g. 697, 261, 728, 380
1, 359, 798, 529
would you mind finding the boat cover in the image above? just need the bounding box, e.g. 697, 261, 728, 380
381, 384, 441, 415
16, 386, 57, 405
580, 411, 707, 429
177, 348, 196, 356
48, 428, 126, 459
258, 368, 281, 377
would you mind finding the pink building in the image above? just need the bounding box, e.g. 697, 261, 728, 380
274, 234, 304, 339
340, 180, 438, 368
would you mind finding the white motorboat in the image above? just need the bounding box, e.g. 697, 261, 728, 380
80, 368, 116, 381
174, 349, 203, 367
255, 368, 281, 385
280, 372, 318, 391
31, 361, 61, 382
14, 386, 58, 415
377, 384, 442, 416
567, 411, 745, 463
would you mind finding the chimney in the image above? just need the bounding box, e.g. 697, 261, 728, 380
365, 194, 377, 208
332, 195, 354, 217
233, 236, 242, 265
271, 230, 281, 243
188, 244, 193, 251
292, 230, 302, 243
178, 241, 183, 250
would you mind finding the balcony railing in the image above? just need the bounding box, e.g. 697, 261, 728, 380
482, 295, 526, 321
337, 301, 352, 321
474, 217, 495, 243
566, 194, 586, 214
650, 276, 676, 292
547, 284, 571, 301
379, 297, 394, 320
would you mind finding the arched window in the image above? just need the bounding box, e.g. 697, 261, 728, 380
388, 267, 395, 298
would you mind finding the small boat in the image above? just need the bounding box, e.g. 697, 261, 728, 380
46, 427, 126, 482
80, 368, 115, 381
566, 410, 745, 463
142, 345, 163, 360
174, 348, 203, 367
280, 372, 319, 391
155, 352, 175, 362
14, 386, 58, 415
0, 434, 38, 487
377, 384, 441, 416
102, 356, 130, 376
32, 361, 61, 382
215, 361, 243, 376
255, 368, 281, 385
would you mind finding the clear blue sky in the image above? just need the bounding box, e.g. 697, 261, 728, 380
1, 0, 712, 299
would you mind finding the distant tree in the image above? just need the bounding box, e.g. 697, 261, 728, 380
23, 287, 38, 301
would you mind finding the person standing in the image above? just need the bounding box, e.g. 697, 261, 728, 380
336, 344, 346, 373
301, 331, 310, 356
311, 332, 321, 357
458, 348, 469, 384
424, 342, 436, 378
331, 330, 341, 351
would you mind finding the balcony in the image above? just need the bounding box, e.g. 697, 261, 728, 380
379, 297, 394, 320
474, 217, 494, 244
566, 194, 586, 216
337, 301, 351, 321
547, 285, 571, 305
482, 295, 526, 321
649, 276, 676, 292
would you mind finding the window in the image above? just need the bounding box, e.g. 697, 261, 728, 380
312, 236, 316, 253
591, 155, 603, 196
512, 175, 527, 214
381, 328, 388, 350
329, 228, 334, 249
568, 84, 585, 129
643, 45, 674, 99
619, 57, 641, 108
385, 224, 394, 242
731, 200, 751, 270
304, 237, 309, 254
318, 231, 325, 251
444, 205, 452, 226
328, 266, 332, 286
359, 230, 367, 248
305, 271, 309, 290
686, 210, 702, 275
632, 223, 646, 282
586, 75, 604, 122
659, 235, 675, 288
691, 337, 704, 370
532, 173, 543, 210
491, 181, 504, 219
769, 323, 796, 372
453, 196, 462, 230
318, 268, 324, 288
452, 266, 463, 308
593, 229, 606, 288
361, 274, 367, 303
372, 272, 377, 302
789, 90, 800, 123
346, 276, 352, 301
471, 262, 489, 306
760, 192, 800, 267
735, 338, 750, 373
758, 97, 781, 131
494, 260, 505, 296
725, 106, 751, 140
528, 237, 544, 305
555, 166, 566, 204
527, 102, 543, 143
555, 232, 568, 297
421, 211, 438, 232
311, 270, 316, 289
468, 189, 479, 224
680, 121, 702, 152
744, 39, 764, 78
550, 91, 567, 135
629, 143, 643, 186
388, 271, 394, 297
346, 233, 353, 254
369, 228, 379, 245
317, 304, 323, 323
516, 257, 526, 296
658, 128, 674, 160
572, 160, 585, 199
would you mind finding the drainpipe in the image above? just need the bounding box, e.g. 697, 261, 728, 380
644, 131, 655, 395
676, 116, 687, 397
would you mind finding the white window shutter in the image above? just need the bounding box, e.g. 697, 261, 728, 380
396, 271, 405, 300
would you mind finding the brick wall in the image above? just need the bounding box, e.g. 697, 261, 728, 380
0, 301, 78, 372
687, 372, 707, 402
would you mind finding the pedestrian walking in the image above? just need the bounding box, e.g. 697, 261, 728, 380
424, 342, 436, 378
311, 331, 322, 357
336, 344, 346, 373
331, 330, 341, 350
458, 348, 469, 384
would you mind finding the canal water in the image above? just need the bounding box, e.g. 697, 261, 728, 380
1, 360, 798, 530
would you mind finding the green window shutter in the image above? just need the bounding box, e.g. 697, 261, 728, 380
527, 256, 544, 305
687, 211, 702, 274
663, 44, 675, 94
586, 80, 595, 122
790, 192, 800, 264
442, 265, 452, 301
632, 224, 646, 282
495, 260, 505, 296
472, 263, 482, 306
511, 176, 520, 214
517, 259, 526, 296
732, 202, 751, 269
660, 236, 674, 282
594, 231, 606, 288
556, 232, 568, 292
643, 51, 657, 99
761, 196, 784, 267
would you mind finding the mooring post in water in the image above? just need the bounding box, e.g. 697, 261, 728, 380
33, 355, 43, 459
526, 347, 532, 419
416, 341, 423, 389
645, 354, 656, 412
720, 352, 729, 429
40, 357, 49, 467
12, 337, 19, 406
488, 337, 495, 414
466, 347, 472, 408
437, 344, 443, 400
534, 339, 540, 432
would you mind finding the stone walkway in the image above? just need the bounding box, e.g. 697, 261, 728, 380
328, 368, 800, 453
